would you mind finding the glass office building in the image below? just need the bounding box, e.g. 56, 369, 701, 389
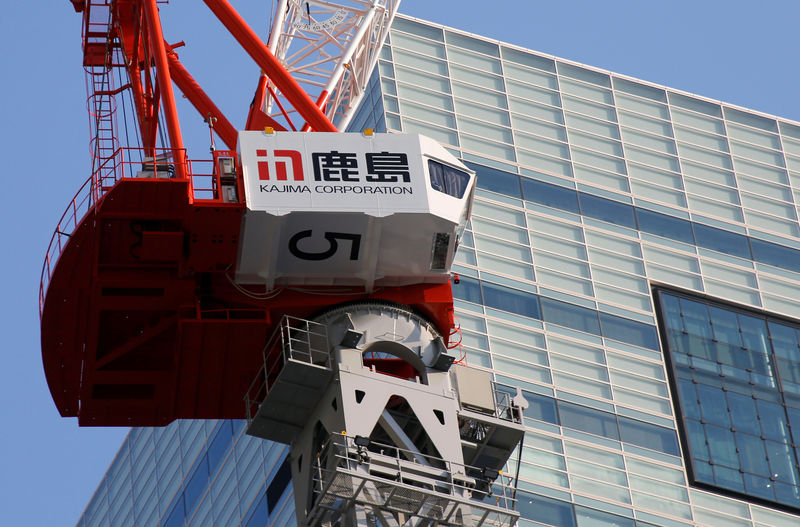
77, 14, 800, 527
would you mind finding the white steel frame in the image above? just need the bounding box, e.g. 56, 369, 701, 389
266, 0, 399, 130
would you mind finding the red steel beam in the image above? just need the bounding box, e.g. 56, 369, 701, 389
143, 0, 188, 179
244, 73, 288, 132
301, 90, 330, 132
166, 50, 238, 151
245, 73, 269, 129
202, 0, 338, 132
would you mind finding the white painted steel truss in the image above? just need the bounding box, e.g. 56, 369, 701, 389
266, 0, 399, 130
246, 305, 526, 527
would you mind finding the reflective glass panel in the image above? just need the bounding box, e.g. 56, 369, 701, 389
558, 401, 619, 439
635, 208, 694, 244
482, 282, 541, 319
207, 422, 234, 475
521, 177, 580, 213
464, 161, 521, 197
725, 107, 779, 133
392, 17, 444, 41
692, 223, 751, 259
613, 77, 667, 103
669, 92, 722, 118
164, 495, 185, 527
578, 193, 637, 229
523, 391, 558, 424
751, 238, 800, 273
541, 298, 601, 335
501, 47, 556, 72
183, 455, 209, 516
516, 491, 576, 526
244, 495, 268, 527
574, 506, 636, 527
452, 275, 482, 304
445, 30, 499, 56
618, 417, 679, 456
598, 313, 659, 350
558, 62, 611, 87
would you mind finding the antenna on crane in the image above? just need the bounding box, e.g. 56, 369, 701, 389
206, 114, 217, 153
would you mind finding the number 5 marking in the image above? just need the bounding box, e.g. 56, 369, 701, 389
288, 230, 362, 261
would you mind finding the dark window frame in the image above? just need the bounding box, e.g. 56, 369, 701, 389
427, 159, 472, 199
655, 287, 800, 514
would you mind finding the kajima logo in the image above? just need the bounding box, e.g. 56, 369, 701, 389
256, 149, 304, 181
253, 148, 414, 196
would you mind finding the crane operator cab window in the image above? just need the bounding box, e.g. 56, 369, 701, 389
428, 159, 471, 199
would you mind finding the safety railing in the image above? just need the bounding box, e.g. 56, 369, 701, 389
38, 147, 216, 317
244, 315, 332, 424
492, 383, 524, 425
307, 433, 519, 526
39, 173, 96, 317
91, 146, 197, 192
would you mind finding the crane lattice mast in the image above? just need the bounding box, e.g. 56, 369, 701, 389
264, 0, 399, 131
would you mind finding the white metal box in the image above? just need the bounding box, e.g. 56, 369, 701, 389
235, 131, 475, 291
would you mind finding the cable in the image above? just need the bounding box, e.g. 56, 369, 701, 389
223, 274, 380, 301
129, 84, 142, 161
117, 61, 133, 155
224, 273, 285, 300
511, 434, 524, 503
126, 67, 143, 160
157, 106, 167, 151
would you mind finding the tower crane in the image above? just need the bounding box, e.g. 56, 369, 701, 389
44, 2, 527, 525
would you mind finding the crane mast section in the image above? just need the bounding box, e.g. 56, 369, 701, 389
266, 0, 399, 130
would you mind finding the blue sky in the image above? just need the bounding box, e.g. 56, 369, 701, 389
3, 1, 800, 525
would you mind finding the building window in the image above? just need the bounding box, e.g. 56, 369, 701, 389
520, 389, 679, 456
266, 456, 293, 512
655, 289, 800, 510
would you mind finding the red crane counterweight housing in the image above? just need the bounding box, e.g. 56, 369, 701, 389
42, 1, 468, 427
41, 132, 474, 426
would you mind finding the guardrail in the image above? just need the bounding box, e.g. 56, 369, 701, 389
492, 383, 524, 425
308, 433, 519, 526
244, 315, 332, 424
38, 147, 217, 317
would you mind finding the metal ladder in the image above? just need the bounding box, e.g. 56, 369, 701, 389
82, 0, 120, 192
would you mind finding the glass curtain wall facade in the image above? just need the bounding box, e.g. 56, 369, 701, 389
78, 14, 800, 527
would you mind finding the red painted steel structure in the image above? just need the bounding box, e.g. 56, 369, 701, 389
142, 0, 186, 179
42, 0, 456, 426
166, 48, 239, 151
201, 0, 338, 133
